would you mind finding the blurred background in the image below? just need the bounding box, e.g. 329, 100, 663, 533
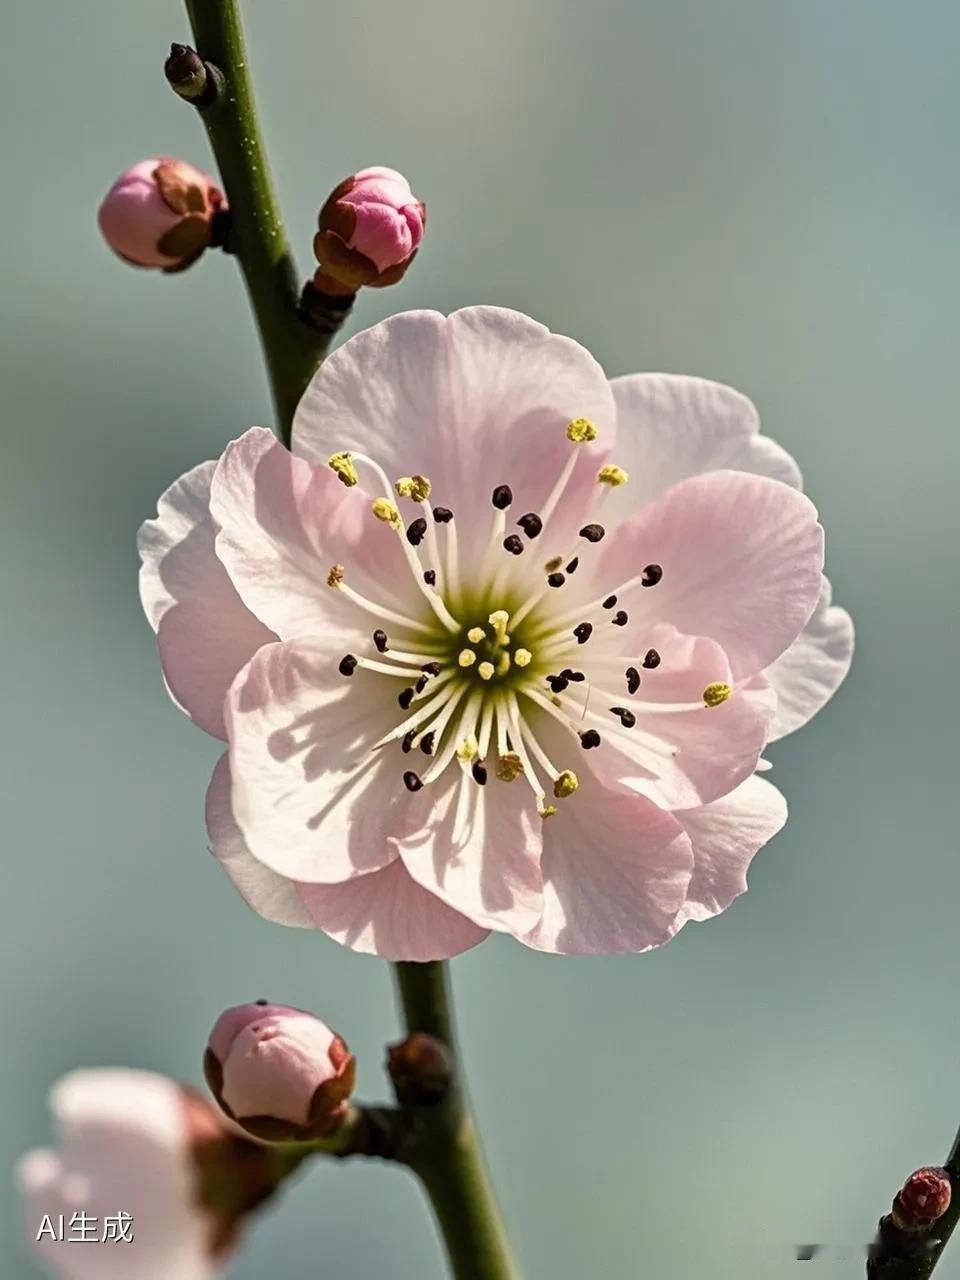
2, 1, 959, 1276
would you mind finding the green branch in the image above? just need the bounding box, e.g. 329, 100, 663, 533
394, 962, 521, 1280
180, 0, 349, 441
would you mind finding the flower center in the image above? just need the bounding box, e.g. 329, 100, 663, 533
325, 420, 723, 819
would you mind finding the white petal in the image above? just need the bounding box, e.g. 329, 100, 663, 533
766, 575, 854, 740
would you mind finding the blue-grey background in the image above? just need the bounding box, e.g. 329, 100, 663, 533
2, 1, 958, 1276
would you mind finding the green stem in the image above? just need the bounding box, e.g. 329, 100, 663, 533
182, 0, 342, 440
393, 962, 520, 1280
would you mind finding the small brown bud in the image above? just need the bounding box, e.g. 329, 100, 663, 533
165, 43, 210, 102
387, 1032, 454, 1106
891, 1167, 952, 1232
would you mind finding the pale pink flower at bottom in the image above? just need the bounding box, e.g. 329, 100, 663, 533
139, 307, 852, 959
17, 1071, 227, 1280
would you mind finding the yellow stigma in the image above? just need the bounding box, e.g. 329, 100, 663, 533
703, 681, 733, 708
328, 451, 359, 487
495, 651, 512, 676
553, 769, 579, 799
538, 800, 559, 819
566, 417, 598, 444
371, 498, 401, 528
496, 752, 524, 782
478, 661, 496, 681
456, 735, 479, 764
326, 564, 345, 588
488, 609, 510, 644
514, 648, 532, 667
467, 626, 486, 644
395, 474, 432, 502
458, 649, 477, 668
597, 463, 629, 487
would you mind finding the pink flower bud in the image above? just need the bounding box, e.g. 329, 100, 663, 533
891, 1167, 952, 1232
313, 166, 425, 292
204, 1002, 356, 1143
98, 158, 225, 272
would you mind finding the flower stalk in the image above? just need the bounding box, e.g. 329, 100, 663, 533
179, 0, 351, 441
393, 962, 520, 1280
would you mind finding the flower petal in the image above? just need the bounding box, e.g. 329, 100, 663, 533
593, 469, 824, 679
138, 460, 275, 738
607, 373, 802, 517
225, 637, 418, 883
571, 627, 776, 809
765, 575, 854, 740
210, 427, 420, 642
297, 862, 489, 961
674, 774, 788, 925
292, 307, 616, 553
206, 753, 313, 928
522, 771, 693, 954
398, 771, 545, 934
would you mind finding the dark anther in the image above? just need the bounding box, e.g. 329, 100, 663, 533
610, 706, 637, 728
517, 512, 543, 538
579, 523, 605, 543
414, 675, 428, 694
579, 729, 602, 749
403, 771, 424, 792
373, 630, 388, 653
406, 517, 428, 546
421, 661, 442, 676
433, 507, 453, 523
641, 563, 663, 587
419, 731, 436, 756
612, 611, 628, 626
338, 654, 358, 676
546, 674, 570, 694
472, 760, 488, 785
401, 730, 417, 754
560, 668, 586, 683
566, 556, 580, 574
503, 534, 525, 556
423, 569, 437, 586
602, 595, 617, 609
255, 998, 269, 1006
642, 648, 661, 669
492, 484, 513, 510
626, 666, 641, 694
573, 622, 593, 644
547, 572, 566, 588
398, 687, 415, 710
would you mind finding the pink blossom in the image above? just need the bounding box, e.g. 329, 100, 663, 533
204, 1003, 355, 1141
98, 158, 224, 271
313, 166, 425, 291
17, 1070, 227, 1279
139, 307, 852, 959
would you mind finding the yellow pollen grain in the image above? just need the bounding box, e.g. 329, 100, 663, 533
538, 800, 559, 819
326, 564, 345, 589
478, 661, 496, 681
597, 463, 629, 487
514, 648, 532, 667
553, 769, 579, 799
467, 626, 486, 644
566, 417, 598, 444
456, 735, 479, 763
702, 681, 733, 708
395, 474, 432, 502
458, 649, 477, 668
328, 451, 359, 487
496, 752, 524, 781
371, 498, 401, 528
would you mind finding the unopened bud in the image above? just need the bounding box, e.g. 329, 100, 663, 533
204, 1002, 356, 1143
313, 166, 425, 293
164, 43, 209, 101
98, 157, 225, 272
891, 1167, 952, 1232
387, 1032, 454, 1106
